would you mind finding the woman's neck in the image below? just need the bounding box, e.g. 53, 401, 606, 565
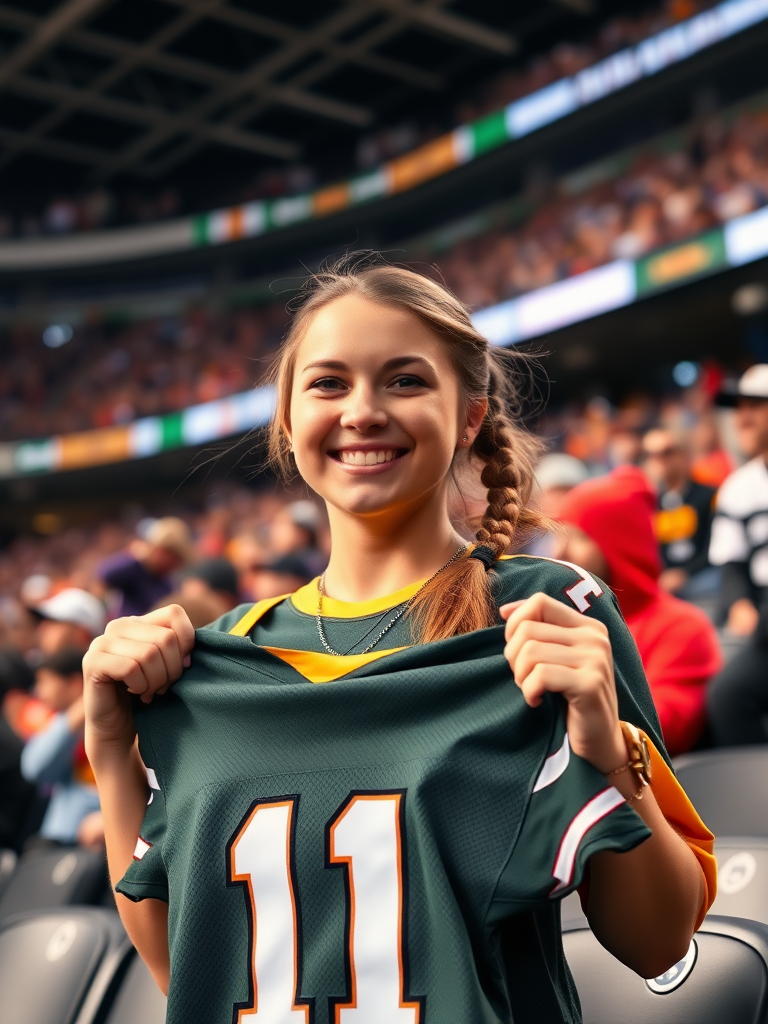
322, 500, 464, 604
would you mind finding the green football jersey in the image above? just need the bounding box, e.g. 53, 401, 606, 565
118, 556, 661, 1024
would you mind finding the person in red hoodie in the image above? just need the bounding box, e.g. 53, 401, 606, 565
556, 465, 722, 756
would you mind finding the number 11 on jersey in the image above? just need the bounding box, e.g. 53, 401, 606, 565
228, 791, 423, 1024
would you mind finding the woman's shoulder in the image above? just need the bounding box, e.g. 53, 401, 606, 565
493, 554, 610, 617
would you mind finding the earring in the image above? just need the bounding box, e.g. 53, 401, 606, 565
462, 435, 469, 444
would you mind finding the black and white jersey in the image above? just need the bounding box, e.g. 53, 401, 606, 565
709, 457, 768, 603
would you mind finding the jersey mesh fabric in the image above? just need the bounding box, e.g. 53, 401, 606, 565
117, 556, 710, 1024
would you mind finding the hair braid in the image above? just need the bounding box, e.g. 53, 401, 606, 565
474, 404, 524, 560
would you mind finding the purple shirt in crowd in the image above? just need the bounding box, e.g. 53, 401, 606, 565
98, 552, 173, 617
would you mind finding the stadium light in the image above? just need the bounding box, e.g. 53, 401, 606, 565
42, 324, 73, 348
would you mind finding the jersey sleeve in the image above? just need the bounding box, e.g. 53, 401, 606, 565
490, 713, 651, 916
115, 761, 169, 903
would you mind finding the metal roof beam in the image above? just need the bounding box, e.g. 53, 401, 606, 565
374, 0, 516, 55
0, 124, 106, 166
0, 0, 109, 89
139, 6, 417, 179
90, 1, 377, 181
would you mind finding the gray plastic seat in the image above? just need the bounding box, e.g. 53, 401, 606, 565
0, 845, 107, 923
564, 915, 768, 1023
709, 837, 768, 925
104, 949, 167, 1024
560, 890, 588, 929
0, 906, 131, 1024
673, 747, 768, 838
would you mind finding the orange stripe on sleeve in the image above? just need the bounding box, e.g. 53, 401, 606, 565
645, 735, 716, 929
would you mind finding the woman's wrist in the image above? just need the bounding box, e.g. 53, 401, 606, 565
85, 726, 136, 774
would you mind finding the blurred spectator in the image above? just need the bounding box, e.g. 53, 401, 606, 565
557, 465, 722, 755
268, 500, 326, 577
30, 588, 107, 656
250, 553, 317, 601
98, 516, 194, 617
20, 648, 99, 847
642, 427, 718, 597
707, 366, 768, 744
0, 707, 34, 849
690, 412, 735, 488
270, 501, 320, 552
151, 591, 232, 629
534, 453, 590, 518
0, 652, 36, 848
528, 453, 589, 557
180, 557, 240, 612
0, 648, 50, 741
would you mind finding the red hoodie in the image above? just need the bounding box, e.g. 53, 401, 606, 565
558, 466, 722, 756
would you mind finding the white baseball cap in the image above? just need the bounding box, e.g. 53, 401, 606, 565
535, 453, 590, 491
716, 365, 768, 406
32, 588, 107, 637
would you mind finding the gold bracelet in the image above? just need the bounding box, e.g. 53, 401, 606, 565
605, 757, 644, 778
627, 778, 649, 804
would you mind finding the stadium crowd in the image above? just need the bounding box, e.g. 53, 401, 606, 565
3, 94, 768, 445
0, 0, 713, 240
3, 360, 768, 859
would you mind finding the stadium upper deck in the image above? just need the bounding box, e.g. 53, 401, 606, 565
1, 0, 767, 278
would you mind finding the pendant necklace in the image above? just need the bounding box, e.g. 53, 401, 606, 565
316, 544, 468, 657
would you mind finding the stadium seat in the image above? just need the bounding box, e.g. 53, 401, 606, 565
560, 890, 588, 929
103, 949, 167, 1024
708, 837, 768, 924
564, 915, 768, 1023
0, 906, 131, 1024
0, 848, 17, 900
672, 747, 768, 838
0, 845, 107, 923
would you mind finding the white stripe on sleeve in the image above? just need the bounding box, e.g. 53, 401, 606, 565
532, 734, 570, 793
549, 787, 625, 896
133, 836, 152, 861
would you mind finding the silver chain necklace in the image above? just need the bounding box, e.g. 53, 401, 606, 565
316, 544, 468, 657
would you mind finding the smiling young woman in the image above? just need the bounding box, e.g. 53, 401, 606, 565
83, 255, 715, 1024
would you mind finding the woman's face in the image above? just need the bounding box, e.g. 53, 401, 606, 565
287, 293, 478, 522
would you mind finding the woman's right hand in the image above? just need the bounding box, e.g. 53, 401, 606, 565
83, 604, 195, 755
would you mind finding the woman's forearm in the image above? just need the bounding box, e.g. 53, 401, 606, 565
586, 771, 705, 979
89, 738, 171, 994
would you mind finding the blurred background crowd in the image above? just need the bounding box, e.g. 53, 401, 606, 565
4, 91, 768, 443
0, 0, 715, 240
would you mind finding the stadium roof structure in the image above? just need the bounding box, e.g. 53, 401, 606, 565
0, 0, 614, 192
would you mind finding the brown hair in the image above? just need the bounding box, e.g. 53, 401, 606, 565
266, 253, 547, 642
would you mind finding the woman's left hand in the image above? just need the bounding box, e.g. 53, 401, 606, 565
500, 592, 627, 774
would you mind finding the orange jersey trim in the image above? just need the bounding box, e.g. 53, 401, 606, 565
646, 735, 717, 928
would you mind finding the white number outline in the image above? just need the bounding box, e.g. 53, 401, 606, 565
226, 796, 312, 1024
326, 791, 423, 1024
226, 790, 425, 1024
